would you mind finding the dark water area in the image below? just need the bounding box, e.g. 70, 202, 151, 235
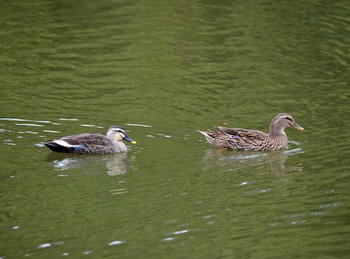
1, 0, 350, 258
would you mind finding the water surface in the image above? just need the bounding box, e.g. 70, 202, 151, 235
1, 0, 350, 258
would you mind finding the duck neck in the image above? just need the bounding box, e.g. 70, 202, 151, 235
269, 123, 286, 137
107, 132, 127, 152
112, 138, 127, 152
268, 125, 288, 148
114, 141, 127, 152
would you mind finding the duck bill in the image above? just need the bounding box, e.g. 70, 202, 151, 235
293, 123, 304, 131
123, 135, 136, 144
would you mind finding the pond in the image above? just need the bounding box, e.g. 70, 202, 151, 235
1, 0, 350, 258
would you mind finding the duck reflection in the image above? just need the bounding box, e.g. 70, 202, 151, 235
201, 148, 303, 174
46, 153, 132, 175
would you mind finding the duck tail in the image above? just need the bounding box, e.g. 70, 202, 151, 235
198, 130, 216, 145
44, 141, 71, 153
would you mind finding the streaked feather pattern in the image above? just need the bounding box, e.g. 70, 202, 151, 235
199, 113, 303, 151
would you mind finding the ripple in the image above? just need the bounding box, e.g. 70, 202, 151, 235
158, 133, 172, 138
311, 211, 332, 216
108, 240, 125, 246
173, 229, 190, 235
127, 123, 152, 128
23, 131, 39, 134
43, 130, 61, 133
290, 220, 307, 225
16, 123, 44, 127
37, 243, 51, 249
245, 188, 272, 196
110, 188, 128, 195
80, 124, 103, 128
58, 118, 79, 121
0, 118, 29, 122
202, 214, 215, 219
281, 213, 306, 219
163, 229, 190, 242
320, 202, 344, 209
163, 237, 176, 241
239, 181, 252, 186
37, 241, 64, 249
0, 118, 50, 125
285, 147, 304, 155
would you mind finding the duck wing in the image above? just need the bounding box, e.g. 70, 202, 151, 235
218, 127, 269, 150
45, 133, 112, 154
60, 133, 111, 146
219, 127, 268, 139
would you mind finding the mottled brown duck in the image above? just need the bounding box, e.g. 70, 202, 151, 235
199, 113, 303, 151
44, 126, 136, 155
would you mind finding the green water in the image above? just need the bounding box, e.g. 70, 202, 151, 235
1, 0, 350, 258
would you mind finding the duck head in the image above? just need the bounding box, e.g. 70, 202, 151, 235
269, 113, 304, 135
107, 126, 136, 144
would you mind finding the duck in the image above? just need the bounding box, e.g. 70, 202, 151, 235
199, 113, 303, 151
44, 125, 136, 155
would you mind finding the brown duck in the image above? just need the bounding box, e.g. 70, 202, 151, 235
44, 126, 136, 155
199, 113, 304, 151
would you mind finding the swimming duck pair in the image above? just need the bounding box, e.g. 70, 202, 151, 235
44, 113, 303, 154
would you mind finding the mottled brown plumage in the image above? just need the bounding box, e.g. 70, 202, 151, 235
44, 126, 136, 155
199, 113, 304, 151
